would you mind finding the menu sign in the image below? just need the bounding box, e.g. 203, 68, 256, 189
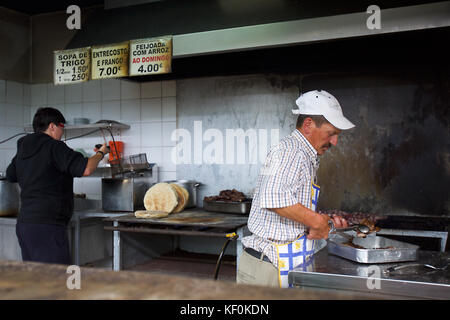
129, 37, 172, 76
91, 42, 129, 79
54, 47, 90, 85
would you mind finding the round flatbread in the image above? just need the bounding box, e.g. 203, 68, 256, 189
143, 183, 178, 213
179, 185, 189, 205
135, 210, 170, 219
170, 183, 188, 213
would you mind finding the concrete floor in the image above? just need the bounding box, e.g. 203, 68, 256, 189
128, 250, 237, 282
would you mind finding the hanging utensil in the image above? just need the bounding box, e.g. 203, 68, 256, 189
95, 128, 110, 151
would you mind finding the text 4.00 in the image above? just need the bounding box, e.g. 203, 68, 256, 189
137, 63, 163, 73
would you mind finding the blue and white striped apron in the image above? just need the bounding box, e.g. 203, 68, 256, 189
276, 182, 320, 288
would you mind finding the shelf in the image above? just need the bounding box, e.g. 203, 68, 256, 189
24, 121, 130, 133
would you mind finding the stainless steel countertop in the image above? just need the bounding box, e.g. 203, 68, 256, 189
72, 207, 249, 221
2, 208, 247, 224
289, 246, 450, 299
0, 211, 128, 226
72, 209, 129, 220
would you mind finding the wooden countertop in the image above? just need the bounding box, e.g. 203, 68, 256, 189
0, 260, 380, 300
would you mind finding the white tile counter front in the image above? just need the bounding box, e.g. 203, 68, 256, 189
0, 213, 119, 266
0, 217, 22, 261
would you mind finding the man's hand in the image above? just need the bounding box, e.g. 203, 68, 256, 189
330, 214, 348, 228
307, 214, 349, 239
94, 143, 110, 155
270, 203, 349, 240
84, 143, 110, 176
306, 214, 331, 240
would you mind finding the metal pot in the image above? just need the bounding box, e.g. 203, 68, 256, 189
0, 175, 20, 217
165, 180, 201, 208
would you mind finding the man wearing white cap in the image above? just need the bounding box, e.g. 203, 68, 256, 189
238, 90, 355, 288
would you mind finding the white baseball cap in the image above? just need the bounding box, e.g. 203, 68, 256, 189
292, 90, 355, 130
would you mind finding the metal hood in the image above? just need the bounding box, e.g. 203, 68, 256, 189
63, 1, 450, 80
66, 1, 450, 58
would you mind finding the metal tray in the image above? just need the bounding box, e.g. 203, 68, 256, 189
203, 200, 252, 215
328, 234, 419, 264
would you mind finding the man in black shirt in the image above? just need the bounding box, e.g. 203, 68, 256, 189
6, 107, 109, 265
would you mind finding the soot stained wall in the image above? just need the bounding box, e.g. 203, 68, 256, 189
177, 69, 449, 216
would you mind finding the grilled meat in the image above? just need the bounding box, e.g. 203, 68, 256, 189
204, 189, 248, 202
319, 210, 384, 227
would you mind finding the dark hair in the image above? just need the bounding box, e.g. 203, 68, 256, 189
296, 114, 329, 129
32, 107, 66, 133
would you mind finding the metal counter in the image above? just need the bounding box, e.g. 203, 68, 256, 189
289, 247, 450, 299
0, 211, 127, 264
102, 209, 249, 272
71, 210, 129, 266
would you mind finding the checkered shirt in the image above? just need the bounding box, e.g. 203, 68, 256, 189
241, 129, 320, 268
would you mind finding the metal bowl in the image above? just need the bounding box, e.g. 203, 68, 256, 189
73, 117, 90, 125
164, 180, 200, 208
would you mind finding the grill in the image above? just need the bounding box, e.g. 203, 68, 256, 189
110, 153, 151, 177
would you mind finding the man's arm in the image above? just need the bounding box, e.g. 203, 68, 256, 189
270, 204, 348, 240
83, 144, 109, 176
6, 156, 18, 183
270, 203, 331, 240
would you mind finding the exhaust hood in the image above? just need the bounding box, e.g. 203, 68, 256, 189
66, 1, 450, 57
63, 1, 450, 80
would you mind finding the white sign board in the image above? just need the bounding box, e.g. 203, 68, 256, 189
54, 47, 90, 85
129, 37, 172, 76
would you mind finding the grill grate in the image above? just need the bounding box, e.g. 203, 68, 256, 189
110, 153, 150, 177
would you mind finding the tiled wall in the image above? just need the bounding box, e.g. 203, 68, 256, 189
0, 78, 177, 200
0, 79, 28, 175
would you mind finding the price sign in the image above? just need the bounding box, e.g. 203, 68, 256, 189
129, 36, 172, 76
91, 41, 129, 79
54, 47, 90, 85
